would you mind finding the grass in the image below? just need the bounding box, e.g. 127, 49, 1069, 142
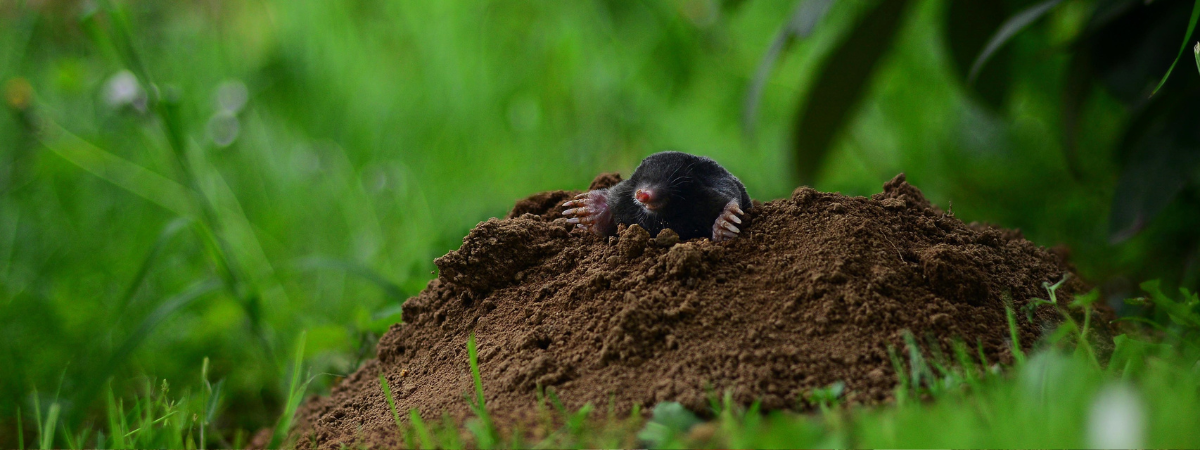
3, 0, 1200, 448
8, 282, 1200, 448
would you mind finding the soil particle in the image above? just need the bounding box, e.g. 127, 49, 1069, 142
293, 173, 1089, 449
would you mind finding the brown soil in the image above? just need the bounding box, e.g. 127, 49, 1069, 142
292, 173, 1086, 449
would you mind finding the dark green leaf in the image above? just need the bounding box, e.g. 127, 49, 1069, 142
790, 0, 911, 185
1060, 50, 1094, 179
1086, 0, 1189, 105
968, 0, 1063, 83
1150, 0, 1200, 96
1109, 99, 1200, 242
945, 0, 1011, 110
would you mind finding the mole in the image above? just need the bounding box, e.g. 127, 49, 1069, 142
562, 151, 751, 242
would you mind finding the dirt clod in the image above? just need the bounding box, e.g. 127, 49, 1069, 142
293, 173, 1086, 449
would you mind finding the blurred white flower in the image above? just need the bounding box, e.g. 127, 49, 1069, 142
214, 79, 248, 113
103, 70, 147, 112
206, 111, 240, 147
1087, 383, 1145, 449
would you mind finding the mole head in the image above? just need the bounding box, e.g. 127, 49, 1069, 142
628, 151, 699, 214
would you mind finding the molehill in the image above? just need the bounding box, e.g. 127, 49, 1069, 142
292, 173, 1086, 449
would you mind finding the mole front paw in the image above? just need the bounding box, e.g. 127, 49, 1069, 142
562, 189, 614, 235
712, 200, 744, 242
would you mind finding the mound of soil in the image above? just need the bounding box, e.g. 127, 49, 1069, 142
293, 174, 1085, 449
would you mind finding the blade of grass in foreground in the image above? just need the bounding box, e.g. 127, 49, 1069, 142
409, 409, 435, 450
379, 373, 408, 447
267, 331, 310, 449
40, 403, 59, 450
466, 333, 497, 447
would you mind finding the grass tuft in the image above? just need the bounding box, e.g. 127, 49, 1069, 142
266, 331, 310, 449
465, 333, 498, 448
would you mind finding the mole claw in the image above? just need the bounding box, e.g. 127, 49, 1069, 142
567, 218, 580, 224
728, 214, 742, 225
721, 222, 740, 233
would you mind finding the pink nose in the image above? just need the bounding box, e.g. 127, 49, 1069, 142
635, 189, 653, 204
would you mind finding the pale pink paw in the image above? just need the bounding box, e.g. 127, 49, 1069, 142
562, 189, 613, 235
712, 200, 744, 242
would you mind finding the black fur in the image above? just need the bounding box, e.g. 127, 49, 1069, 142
607, 151, 751, 240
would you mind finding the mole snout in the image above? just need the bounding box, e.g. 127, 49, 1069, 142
563, 151, 752, 242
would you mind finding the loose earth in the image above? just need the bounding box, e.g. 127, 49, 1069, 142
291, 173, 1086, 449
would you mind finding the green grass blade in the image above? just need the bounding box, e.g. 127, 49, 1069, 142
1150, 0, 1200, 96
105, 384, 125, 449
409, 409, 435, 450
116, 218, 191, 313
61, 420, 77, 449
379, 374, 404, 431
17, 406, 23, 450
266, 331, 309, 449
39, 121, 195, 218
466, 333, 496, 447
1006, 306, 1026, 365
968, 0, 1062, 82
40, 403, 59, 450
32, 388, 41, 448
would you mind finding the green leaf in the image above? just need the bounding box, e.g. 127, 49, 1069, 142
968, 0, 1062, 82
1069, 288, 1101, 309
636, 402, 700, 446
1149, 0, 1200, 96
790, 0, 911, 186
1142, 280, 1200, 328
945, 0, 1011, 109
969, 0, 1065, 82
1108, 101, 1200, 242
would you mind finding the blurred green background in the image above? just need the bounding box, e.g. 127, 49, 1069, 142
2, 0, 1198, 446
